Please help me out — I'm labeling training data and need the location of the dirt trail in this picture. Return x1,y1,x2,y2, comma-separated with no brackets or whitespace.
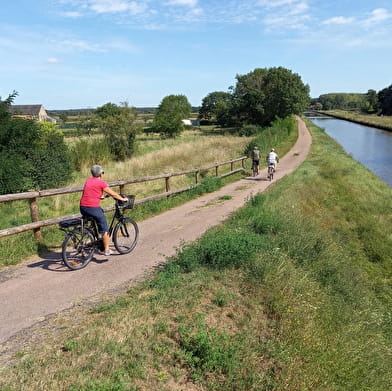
0,117,311,353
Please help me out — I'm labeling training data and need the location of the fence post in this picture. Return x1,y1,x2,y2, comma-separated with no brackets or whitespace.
29,196,42,241
230,161,234,172
195,170,200,184
215,164,219,177
119,184,125,194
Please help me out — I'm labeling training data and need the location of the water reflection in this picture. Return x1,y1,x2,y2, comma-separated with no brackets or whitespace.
309,117,392,187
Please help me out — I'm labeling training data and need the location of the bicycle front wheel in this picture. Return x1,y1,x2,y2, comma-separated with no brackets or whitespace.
62,228,95,270
113,218,139,254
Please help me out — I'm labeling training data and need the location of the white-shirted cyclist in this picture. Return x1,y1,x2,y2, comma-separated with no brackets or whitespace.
266,148,279,172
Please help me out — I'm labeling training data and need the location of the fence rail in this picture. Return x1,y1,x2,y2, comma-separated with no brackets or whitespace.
0,156,247,240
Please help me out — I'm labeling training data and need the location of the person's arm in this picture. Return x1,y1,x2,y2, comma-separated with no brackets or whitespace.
103,186,128,202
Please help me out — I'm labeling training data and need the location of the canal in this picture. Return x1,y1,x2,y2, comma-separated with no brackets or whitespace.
308,116,392,187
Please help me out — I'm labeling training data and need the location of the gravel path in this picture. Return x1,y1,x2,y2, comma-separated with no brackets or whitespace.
0,116,311,358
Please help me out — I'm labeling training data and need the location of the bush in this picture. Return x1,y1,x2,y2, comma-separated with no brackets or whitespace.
174,228,262,272
0,119,72,194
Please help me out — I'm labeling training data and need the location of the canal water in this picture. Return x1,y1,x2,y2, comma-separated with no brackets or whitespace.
308,116,392,187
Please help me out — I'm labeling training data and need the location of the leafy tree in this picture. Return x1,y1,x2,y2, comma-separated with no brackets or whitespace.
98,102,140,160
199,91,233,122
364,89,379,113
318,93,365,110
231,67,310,127
95,102,122,119
378,85,392,115
77,114,97,136
0,90,18,122
152,94,192,137
30,122,72,189
0,92,72,194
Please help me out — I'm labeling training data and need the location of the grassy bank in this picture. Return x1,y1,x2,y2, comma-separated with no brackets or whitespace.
0,119,296,267
1,119,391,390
318,110,392,131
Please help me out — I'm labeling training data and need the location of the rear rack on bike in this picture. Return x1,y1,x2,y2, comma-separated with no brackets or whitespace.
59,218,82,229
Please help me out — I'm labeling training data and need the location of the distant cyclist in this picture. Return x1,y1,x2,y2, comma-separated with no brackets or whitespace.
251,146,261,174
266,148,279,172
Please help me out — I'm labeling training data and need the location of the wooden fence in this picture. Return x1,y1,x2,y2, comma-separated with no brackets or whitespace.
0,156,247,240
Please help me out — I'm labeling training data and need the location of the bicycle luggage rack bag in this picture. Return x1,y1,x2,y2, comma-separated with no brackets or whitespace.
59,218,81,229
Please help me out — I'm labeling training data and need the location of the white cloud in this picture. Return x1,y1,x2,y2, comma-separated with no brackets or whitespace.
47,57,61,63
165,0,198,6
62,11,82,18
257,0,299,7
364,8,391,25
322,16,354,25
88,0,147,14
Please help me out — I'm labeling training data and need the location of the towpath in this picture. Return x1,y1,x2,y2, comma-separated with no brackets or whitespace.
0,116,311,359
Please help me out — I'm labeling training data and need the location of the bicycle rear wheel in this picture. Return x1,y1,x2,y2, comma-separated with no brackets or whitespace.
62,228,95,270
113,218,139,254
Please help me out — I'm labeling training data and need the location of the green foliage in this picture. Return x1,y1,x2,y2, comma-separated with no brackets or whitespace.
97,102,141,161
30,122,72,189
95,102,122,119
317,93,366,110
0,90,18,122
171,227,262,272
364,89,379,113
198,91,233,123
243,117,296,157
199,67,309,128
0,98,72,194
232,67,310,127
178,319,238,378
378,84,392,115
70,138,111,171
151,94,192,137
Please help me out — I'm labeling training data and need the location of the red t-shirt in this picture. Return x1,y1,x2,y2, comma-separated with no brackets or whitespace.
80,177,108,207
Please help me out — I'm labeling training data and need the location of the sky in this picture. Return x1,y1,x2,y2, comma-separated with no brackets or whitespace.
0,0,391,109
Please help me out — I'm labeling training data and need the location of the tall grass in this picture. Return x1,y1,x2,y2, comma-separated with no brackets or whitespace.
1,119,391,389
0,130,252,267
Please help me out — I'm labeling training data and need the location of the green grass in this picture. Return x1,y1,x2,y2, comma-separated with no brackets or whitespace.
1,119,391,389
0,119,295,268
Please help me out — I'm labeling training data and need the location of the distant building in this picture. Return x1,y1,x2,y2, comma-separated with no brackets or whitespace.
182,119,200,126
9,105,57,123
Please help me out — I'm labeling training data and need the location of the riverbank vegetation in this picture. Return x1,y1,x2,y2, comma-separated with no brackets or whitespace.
1,120,391,390
317,109,392,131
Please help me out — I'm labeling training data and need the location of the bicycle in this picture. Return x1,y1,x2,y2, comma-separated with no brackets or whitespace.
59,195,139,270
267,162,275,181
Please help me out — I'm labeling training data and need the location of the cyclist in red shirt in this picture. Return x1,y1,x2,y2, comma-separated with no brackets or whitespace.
80,165,128,256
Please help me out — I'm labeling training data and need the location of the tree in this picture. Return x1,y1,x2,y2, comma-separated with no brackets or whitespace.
78,113,97,136
0,92,72,194
97,102,140,160
95,102,122,119
378,85,392,116
364,89,379,113
199,91,233,122
152,95,192,137
230,67,310,127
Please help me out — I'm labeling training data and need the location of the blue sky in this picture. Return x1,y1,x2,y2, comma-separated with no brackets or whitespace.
1,0,391,109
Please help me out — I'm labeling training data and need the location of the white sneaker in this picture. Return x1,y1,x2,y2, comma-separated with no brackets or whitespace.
104,249,112,256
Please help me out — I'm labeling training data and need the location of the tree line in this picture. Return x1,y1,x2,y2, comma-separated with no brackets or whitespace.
311,84,392,115
0,66,311,194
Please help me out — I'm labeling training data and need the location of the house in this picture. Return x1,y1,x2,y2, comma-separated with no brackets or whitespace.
182,119,200,126
9,105,57,123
